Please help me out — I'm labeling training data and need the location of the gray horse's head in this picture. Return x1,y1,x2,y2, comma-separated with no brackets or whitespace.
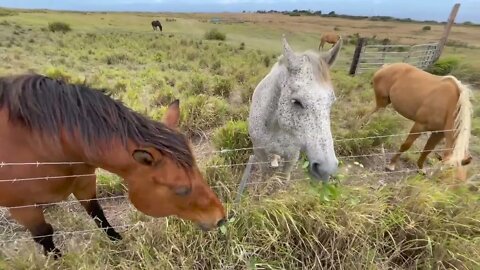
277,36,342,181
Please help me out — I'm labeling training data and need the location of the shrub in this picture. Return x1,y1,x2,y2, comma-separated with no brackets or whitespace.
104,53,131,65
422,25,431,31
211,76,234,98
180,95,229,136
204,29,226,41
426,56,460,76
44,67,84,84
48,22,72,33
212,120,252,164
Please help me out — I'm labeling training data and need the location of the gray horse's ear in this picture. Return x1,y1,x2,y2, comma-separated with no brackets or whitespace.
321,37,342,68
282,34,299,70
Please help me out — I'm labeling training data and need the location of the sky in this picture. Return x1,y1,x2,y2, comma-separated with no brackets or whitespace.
0,0,478,23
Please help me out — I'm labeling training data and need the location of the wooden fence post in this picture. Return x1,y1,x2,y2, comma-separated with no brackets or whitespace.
433,3,460,62
349,38,366,76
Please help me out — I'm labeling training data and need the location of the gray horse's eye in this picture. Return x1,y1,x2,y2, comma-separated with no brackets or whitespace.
291,99,304,109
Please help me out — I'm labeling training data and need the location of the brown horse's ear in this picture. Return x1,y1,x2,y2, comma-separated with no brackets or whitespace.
133,150,154,166
163,99,180,129
321,37,342,68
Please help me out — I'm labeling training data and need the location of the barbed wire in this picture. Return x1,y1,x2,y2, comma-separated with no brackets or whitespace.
0,224,138,244
0,128,463,167
0,165,461,213
0,174,95,183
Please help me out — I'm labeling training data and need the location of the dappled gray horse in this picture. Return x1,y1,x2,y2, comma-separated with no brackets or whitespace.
248,35,342,182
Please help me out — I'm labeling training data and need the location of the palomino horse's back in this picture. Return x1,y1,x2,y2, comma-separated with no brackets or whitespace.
366,63,473,179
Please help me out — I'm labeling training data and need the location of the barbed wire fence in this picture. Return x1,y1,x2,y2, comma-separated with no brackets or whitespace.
0,128,477,254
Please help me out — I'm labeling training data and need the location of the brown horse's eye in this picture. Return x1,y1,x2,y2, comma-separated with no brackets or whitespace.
174,186,191,197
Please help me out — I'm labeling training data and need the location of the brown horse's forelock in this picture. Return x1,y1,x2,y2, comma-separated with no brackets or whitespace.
0,74,194,168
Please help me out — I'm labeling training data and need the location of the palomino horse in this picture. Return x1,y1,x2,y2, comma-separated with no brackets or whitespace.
319,32,340,50
151,20,163,31
362,63,472,177
248,35,342,182
0,74,226,258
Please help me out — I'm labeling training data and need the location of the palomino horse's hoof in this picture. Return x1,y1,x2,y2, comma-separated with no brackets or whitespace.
385,164,396,172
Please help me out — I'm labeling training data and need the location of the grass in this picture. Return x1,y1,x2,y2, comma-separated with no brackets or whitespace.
0,9,479,269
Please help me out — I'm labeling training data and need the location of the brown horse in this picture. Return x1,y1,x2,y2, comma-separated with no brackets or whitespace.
319,32,340,50
0,74,226,258
151,20,162,31
362,63,473,178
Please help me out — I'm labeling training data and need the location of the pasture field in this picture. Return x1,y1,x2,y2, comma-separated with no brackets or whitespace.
0,8,479,269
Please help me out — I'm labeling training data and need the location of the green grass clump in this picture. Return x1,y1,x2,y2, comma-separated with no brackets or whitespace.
203,155,238,202
180,94,229,136
212,120,252,164
44,67,84,84
427,56,460,75
422,25,431,31
211,76,234,98
204,29,226,41
48,21,72,33
335,112,406,156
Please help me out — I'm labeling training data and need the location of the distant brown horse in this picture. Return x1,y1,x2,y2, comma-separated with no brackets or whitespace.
362,63,473,179
0,74,226,258
151,20,162,31
319,32,340,50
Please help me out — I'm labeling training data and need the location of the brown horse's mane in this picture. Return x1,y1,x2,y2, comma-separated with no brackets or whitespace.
0,73,193,168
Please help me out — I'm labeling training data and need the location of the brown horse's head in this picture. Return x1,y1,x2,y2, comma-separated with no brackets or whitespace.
124,101,226,230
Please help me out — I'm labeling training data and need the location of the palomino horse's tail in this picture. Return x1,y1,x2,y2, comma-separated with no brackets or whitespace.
442,75,473,167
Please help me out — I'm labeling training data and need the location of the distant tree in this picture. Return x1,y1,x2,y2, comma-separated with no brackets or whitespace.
328,11,336,16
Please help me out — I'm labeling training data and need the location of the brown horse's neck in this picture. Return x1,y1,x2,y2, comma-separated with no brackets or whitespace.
59,131,136,178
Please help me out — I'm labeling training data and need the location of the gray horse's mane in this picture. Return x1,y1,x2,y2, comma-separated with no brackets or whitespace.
277,50,331,83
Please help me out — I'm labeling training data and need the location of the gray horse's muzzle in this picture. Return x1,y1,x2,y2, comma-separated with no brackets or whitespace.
309,158,339,182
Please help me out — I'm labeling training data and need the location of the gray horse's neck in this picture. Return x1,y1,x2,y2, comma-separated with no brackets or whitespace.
252,65,285,129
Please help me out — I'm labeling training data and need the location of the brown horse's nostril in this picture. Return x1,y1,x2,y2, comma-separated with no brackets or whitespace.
216,218,227,227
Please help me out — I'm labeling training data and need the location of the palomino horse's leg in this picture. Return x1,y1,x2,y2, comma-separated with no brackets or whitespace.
73,176,122,241
9,207,61,259
386,123,425,171
416,132,444,174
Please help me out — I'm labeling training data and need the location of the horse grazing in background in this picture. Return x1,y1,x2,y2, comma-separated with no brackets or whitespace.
151,20,162,31
0,74,225,259
248,35,342,182
319,32,340,50
362,63,473,179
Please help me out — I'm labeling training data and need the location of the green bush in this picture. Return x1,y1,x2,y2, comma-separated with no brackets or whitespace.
212,120,252,164
204,29,226,41
48,22,72,33
211,76,234,98
0,8,18,17
180,94,229,136
427,57,460,75
104,53,131,65
44,67,84,84
422,25,431,31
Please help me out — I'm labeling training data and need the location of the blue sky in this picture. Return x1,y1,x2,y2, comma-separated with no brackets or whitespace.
0,0,478,23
